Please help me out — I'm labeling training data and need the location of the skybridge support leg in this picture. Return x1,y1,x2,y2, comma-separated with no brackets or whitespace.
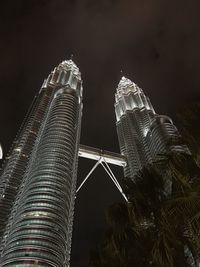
76,149,128,202
76,158,101,193
100,160,128,202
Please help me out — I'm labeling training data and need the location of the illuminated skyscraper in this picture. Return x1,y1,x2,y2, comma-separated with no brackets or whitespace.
115,76,190,179
0,60,82,266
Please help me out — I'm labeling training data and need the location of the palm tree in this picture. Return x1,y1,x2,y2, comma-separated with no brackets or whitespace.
89,202,154,267
89,152,200,267
90,103,200,267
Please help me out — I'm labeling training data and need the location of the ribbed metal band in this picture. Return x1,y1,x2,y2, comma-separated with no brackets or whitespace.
0,88,53,242
116,109,153,177
0,89,81,266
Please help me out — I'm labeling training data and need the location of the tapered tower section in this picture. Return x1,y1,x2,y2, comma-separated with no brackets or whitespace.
115,76,189,179
0,60,82,266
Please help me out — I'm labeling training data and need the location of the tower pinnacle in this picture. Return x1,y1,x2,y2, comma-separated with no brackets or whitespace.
58,59,80,77
116,76,141,98
118,76,136,88
41,59,82,98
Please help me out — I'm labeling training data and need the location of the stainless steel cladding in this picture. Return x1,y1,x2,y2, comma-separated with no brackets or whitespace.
0,60,82,267
0,87,53,243
115,76,190,179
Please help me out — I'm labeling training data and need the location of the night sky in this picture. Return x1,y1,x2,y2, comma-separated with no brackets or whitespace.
0,0,200,266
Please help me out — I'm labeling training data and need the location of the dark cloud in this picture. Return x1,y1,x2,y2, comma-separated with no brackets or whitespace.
0,0,200,266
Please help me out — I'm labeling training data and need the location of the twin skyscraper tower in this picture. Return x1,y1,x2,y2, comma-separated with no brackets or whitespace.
0,60,188,266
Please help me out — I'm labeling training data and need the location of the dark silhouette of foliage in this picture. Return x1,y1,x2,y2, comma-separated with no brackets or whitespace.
89,152,200,267
177,102,200,167
89,103,200,266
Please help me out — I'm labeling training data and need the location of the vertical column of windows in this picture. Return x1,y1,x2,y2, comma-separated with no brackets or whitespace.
0,88,53,243
0,89,81,267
